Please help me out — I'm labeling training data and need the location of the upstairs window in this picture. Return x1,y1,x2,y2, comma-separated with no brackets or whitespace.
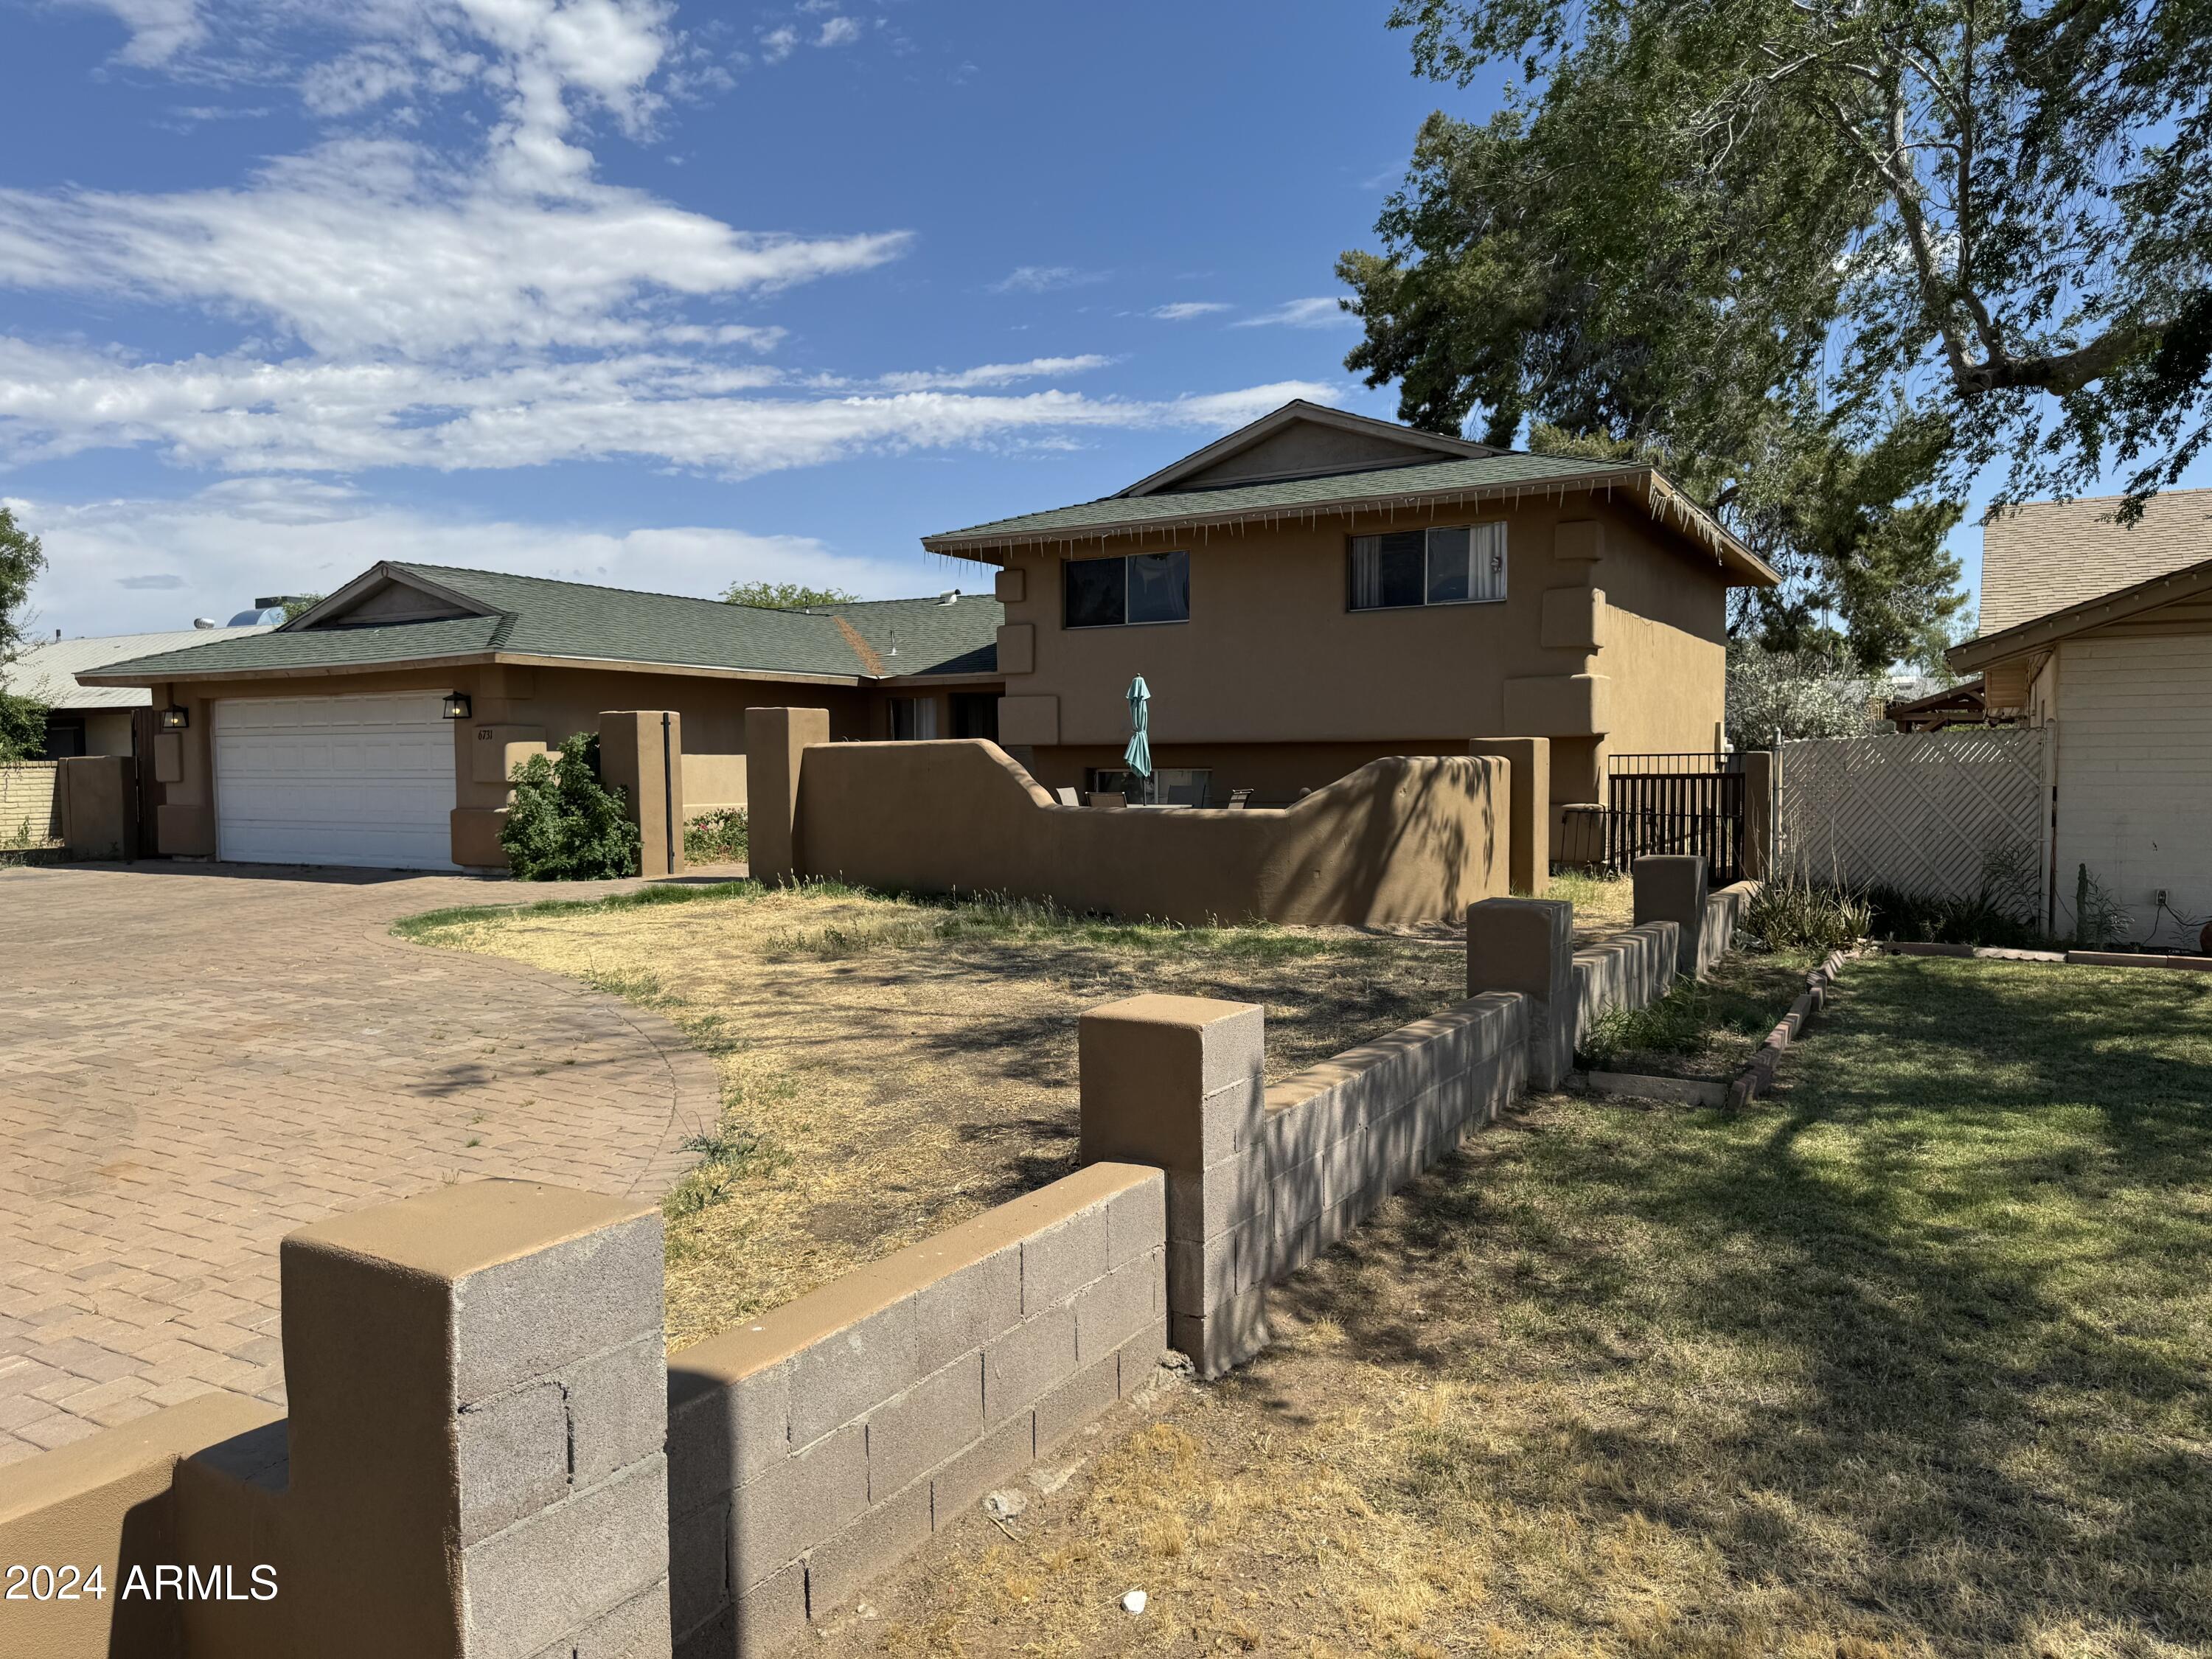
1063,551,1190,628
1349,524,1506,611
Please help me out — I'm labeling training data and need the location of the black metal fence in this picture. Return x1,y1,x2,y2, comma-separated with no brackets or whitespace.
1604,752,1747,883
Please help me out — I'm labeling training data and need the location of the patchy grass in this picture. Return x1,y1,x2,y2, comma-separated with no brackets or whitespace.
400,880,1486,1349
817,954,2212,1658
1577,947,1820,1078
1545,866,1634,942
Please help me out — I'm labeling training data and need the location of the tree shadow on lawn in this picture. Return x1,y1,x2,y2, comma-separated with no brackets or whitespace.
1275,956,2212,1652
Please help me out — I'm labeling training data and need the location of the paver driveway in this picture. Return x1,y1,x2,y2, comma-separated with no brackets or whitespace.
0,861,720,1466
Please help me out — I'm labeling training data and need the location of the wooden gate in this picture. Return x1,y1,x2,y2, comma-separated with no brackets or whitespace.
1604,753,1747,883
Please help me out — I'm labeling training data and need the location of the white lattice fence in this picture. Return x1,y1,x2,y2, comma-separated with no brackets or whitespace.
1777,728,2051,905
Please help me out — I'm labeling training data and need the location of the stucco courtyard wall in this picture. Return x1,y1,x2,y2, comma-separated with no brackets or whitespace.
778,731,1508,927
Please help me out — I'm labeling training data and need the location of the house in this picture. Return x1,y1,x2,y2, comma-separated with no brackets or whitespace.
1949,487,2212,942
1884,677,1990,732
1,625,274,758
77,563,1001,871
921,400,1779,823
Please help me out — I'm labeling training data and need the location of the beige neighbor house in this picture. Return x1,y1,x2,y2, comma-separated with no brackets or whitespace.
922,401,1778,827
1,625,273,757
77,563,1001,872
1950,487,2212,945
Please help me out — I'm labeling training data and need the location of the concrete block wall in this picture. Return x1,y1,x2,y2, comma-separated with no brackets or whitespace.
0,760,60,842
664,1162,1166,1658
1078,992,1527,1376
1570,922,1681,1047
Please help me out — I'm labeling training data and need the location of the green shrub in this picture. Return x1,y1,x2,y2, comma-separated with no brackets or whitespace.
684,806,748,864
0,692,46,762
499,733,641,881
1745,877,1871,953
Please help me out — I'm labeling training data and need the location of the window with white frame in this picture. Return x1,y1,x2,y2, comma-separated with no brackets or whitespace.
1348,524,1507,611
1062,550,1190,628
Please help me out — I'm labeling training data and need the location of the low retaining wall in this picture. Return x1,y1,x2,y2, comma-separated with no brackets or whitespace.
749,711,1509,927
1,759,60,843
1077,992,1527,1374
664,1163,1166,1656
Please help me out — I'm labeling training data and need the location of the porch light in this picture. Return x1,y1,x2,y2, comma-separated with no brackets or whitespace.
442,692,473,720
156,706,189,731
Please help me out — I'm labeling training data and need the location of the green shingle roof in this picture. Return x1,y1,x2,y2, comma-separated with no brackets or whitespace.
79,562,1003,685
922,454,1645,548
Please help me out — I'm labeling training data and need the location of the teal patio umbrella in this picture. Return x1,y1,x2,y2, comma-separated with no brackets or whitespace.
1124,675,1152,802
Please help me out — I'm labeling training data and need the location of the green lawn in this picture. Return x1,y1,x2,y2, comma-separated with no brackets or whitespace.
832,953,2212,1658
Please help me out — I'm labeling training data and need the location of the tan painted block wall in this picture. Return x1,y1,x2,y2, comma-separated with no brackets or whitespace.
0,761,60,842
792,738,1509,926
684,752,748,811
665,1161,1167,1653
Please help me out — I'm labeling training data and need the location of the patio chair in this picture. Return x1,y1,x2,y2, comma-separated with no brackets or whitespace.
1054,787,1079,805
1225,789,1253,810
1089,793,1127,810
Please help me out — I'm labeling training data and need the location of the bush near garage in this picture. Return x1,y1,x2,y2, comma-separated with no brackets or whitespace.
500,732,641,880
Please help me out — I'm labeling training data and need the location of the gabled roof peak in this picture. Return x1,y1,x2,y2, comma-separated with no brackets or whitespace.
1116,399,1503,498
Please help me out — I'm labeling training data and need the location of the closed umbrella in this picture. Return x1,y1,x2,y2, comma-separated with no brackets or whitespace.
1124,675,1152,803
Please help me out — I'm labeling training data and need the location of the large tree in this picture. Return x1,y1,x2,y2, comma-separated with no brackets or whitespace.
0,505,47,762
1343,0,2212,658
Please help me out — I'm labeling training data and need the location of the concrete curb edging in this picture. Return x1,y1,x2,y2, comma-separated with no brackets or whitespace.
1570,1071,1729,1107
1728,946,1850,1109
1880,939,2212,973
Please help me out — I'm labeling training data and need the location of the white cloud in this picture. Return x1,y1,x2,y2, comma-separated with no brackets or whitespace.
14,481,940,636
1232,297,1356,330
0,337,1334,478
815,16,860,47
70,0,206,66
759,24,799,62
1149,302,1231,321
988,265,1110,295
873,355,1113,392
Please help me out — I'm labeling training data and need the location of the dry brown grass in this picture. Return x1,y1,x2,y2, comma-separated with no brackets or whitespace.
810,956,2212,1658
405,882,1489,1349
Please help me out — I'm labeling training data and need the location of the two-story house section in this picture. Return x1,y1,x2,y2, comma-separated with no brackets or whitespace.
920,400,1778,826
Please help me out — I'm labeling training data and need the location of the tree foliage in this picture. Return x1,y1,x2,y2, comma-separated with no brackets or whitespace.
280,594,324,622
0,694,46,763
1359,0,2212,524
499,733,641,881
1725,637,1883,751
1,503,44,666
722,581,860,611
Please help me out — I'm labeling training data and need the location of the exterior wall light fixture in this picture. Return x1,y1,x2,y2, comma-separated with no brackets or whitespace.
442,692,473,721
156,706,189,731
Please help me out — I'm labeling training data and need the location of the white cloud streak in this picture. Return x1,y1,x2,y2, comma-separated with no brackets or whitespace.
1149,302,1231,321
988,265,1111,295
1232,297,1357,329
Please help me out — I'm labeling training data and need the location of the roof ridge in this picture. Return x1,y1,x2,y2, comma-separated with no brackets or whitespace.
395,560,827,617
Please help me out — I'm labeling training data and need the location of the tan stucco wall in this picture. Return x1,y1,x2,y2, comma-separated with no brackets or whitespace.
84,709,137,757
989,490,1729,810
792,738,1508,925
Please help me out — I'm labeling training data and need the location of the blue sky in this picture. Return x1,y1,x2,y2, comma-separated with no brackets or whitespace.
0,0,2167,640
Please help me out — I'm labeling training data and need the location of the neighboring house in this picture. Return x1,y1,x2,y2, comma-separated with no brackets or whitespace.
921,400,1779,820
78,563,1001,871
1,626,274,758
1885,678,1990,732
1950,487,2212,942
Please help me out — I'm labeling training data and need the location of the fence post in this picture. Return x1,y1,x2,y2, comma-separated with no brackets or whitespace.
1078,995,1266,1377
744,707,830,885
1632,854,1710,979
1741,751,1774,880
175,1180,672,1659
1466,897,1575,1088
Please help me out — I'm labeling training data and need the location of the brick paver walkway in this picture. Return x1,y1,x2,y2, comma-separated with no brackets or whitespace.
0,862,721,1466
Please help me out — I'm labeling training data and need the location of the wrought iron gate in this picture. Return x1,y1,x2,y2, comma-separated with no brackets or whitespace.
1604,752,1747,883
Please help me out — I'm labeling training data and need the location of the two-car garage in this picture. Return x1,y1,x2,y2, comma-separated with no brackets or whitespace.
212,692,459,870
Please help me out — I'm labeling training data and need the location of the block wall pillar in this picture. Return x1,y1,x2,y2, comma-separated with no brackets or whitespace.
602,710,686,880
1466,897,1575,1088
1633,855,1710,980
743,706,830,885
1469,737,1551,896
178,1180,672,1659
1077,995,1265,1377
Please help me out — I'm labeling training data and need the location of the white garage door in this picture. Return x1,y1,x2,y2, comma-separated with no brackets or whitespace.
215,692,458,870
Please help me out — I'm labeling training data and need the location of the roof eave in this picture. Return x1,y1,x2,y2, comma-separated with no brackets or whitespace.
1948,554,2212,672
925,465,1778,586
75,649,867,689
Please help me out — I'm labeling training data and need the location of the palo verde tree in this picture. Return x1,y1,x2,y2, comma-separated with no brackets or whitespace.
1345,0,2212,661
